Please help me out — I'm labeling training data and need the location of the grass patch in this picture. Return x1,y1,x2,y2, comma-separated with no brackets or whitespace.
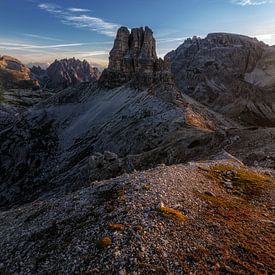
199,193,234,208
157,206,188,222
205,164,274,198
108,223,124,231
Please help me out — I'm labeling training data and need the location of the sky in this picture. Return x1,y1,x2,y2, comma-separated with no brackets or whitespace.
0,0,275,67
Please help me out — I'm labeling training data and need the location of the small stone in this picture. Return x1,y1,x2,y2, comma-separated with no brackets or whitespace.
158,201,165,208
114,250,121,257
119,268,127,275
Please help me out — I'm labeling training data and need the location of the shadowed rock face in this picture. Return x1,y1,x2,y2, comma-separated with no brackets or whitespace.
100,26,172,88
166,33,275,126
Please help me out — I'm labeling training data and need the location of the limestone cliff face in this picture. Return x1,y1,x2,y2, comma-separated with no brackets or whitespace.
100,26,172,88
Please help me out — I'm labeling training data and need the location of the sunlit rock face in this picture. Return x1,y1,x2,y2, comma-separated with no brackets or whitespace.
0,55,39,89
99,26,172,89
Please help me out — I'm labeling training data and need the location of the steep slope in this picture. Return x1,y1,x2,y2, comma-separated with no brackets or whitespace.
166,33,275,126
0,81,237,209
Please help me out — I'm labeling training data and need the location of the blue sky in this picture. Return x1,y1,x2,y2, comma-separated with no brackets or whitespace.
0,0,274,66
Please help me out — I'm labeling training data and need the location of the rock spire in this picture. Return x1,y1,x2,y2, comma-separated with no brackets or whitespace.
99,26,172,88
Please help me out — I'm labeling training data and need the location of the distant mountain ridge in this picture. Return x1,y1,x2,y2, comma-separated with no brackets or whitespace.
31,58,101,89
27,62,50,70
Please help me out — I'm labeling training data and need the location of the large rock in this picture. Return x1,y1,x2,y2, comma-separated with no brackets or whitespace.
99,26,172,88
166,33,275,126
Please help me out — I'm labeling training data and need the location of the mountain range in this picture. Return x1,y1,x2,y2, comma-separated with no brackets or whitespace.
0,27,274,274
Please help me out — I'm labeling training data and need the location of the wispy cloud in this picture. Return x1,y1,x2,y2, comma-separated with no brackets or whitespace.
63,15,120,37
22,33,63,42
38,3,62,13
0,42,86,51
68,8,91,12
38,2,120,37
232,0,273,5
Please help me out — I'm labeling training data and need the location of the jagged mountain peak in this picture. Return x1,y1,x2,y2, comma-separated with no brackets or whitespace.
31,57,101,89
